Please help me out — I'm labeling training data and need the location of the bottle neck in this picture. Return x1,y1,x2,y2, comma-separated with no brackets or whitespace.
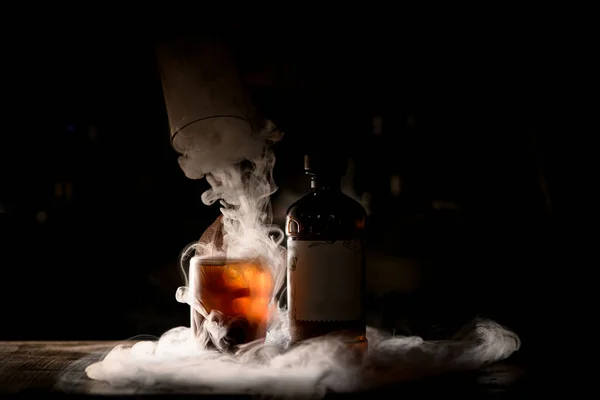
310,174,342,192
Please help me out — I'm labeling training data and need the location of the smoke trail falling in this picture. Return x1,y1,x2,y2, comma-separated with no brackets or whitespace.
184,120,286,279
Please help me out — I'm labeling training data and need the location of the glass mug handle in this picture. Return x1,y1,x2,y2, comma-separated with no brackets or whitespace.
177,241,197,287
174,242,209,319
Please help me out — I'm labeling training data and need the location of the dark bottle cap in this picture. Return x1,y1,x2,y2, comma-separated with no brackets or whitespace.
304,151,346,177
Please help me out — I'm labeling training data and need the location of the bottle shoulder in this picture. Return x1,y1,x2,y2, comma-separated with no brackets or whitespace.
286,190,367,219
285,190,367,239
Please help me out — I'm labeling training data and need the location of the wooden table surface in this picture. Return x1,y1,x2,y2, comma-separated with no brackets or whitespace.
0,341,528,398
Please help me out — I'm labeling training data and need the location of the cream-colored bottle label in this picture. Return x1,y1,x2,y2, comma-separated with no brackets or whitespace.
287,239,363,321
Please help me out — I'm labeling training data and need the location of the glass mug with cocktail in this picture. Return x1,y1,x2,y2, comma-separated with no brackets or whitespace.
177,216,281,350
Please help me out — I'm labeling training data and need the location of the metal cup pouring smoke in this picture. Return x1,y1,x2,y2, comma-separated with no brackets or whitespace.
156,34,278,180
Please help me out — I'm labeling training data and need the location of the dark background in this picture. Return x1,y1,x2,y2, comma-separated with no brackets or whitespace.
0,17,562,371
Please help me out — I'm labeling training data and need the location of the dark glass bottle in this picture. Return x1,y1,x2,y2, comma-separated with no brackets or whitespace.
285,154,368,346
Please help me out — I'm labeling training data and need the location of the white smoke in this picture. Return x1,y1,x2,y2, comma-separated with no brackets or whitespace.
195,120,285,266
85,317,519,397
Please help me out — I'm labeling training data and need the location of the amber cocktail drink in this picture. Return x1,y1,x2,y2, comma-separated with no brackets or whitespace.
189,257,274,346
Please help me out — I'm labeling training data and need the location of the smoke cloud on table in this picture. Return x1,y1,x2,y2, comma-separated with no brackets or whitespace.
85,318,520,397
